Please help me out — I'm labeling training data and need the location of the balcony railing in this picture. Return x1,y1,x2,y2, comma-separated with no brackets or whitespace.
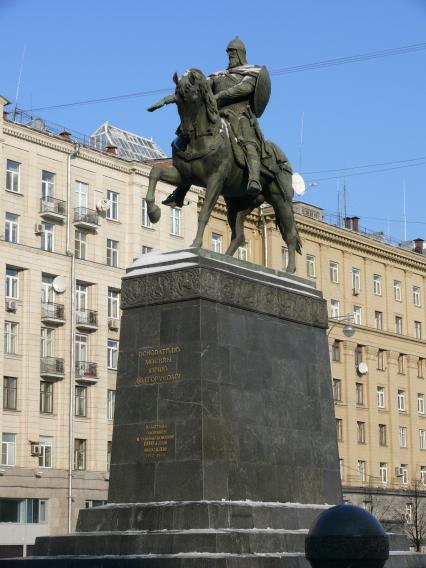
40,197,66,218
76,309,98,329
41,302,65,323
75,361,98,381
41,356,65,378
74,207,99,227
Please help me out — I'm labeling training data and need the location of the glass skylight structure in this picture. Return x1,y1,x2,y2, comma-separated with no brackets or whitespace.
90,122,167,161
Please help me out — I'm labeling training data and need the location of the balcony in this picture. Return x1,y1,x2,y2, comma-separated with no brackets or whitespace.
40,356,65,379
76,309,98,331
75,361,98,383
74,207,99,229
40,197,66,221
41,302,65,325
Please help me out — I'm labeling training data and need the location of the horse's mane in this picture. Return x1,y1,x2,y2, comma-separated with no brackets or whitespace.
180,68,218,125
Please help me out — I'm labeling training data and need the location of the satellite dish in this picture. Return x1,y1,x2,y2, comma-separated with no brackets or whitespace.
292,172,306,196
357,362,369,375
96,198,111,212
52,276,67,294
31,117,47,131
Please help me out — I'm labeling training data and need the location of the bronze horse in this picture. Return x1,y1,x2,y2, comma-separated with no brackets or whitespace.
146,68,301,273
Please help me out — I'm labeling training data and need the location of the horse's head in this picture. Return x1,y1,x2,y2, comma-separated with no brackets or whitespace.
173,68,218,138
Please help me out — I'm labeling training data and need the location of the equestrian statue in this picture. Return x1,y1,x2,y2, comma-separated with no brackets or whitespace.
146,37,302,273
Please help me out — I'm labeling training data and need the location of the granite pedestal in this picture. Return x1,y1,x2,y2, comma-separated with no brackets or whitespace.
5,250,423,566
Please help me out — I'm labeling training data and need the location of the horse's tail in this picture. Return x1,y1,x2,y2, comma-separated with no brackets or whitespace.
296,231,302,255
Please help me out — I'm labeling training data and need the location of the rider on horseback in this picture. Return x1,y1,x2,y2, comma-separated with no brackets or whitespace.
149,37,272,207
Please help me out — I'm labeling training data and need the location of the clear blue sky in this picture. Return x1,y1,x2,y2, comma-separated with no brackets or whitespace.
1,0,425,242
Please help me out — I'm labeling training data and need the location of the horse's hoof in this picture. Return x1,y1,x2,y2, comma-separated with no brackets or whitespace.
148,204,161,223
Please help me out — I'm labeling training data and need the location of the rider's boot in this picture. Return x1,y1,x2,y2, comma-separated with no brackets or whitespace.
162,186,188,208
244,143,262,198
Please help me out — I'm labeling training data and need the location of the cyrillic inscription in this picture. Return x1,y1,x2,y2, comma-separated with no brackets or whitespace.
137,422,175,460
136,345,182,385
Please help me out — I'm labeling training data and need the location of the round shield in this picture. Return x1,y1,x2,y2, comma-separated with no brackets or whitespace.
252,66,271,118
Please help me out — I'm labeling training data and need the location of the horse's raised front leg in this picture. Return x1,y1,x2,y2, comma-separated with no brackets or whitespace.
146,166,183,223
191,175,222,248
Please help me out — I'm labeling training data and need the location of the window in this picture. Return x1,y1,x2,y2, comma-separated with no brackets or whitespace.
41,222,54,252
336,418,343,441
41,274,55,304
357,421,366,444
401,464,408,485
75,230,87,260
353,305,362,325
108,288,120,319
339,459,344,480
306,254,316,277
329,261,339,283
74,439,86,470
398,390,406,411
5,267,19,299
6,160,20,193
379,424,387,446
75,283,87,312
75,334,88,363
282,247,289,270
419,359,425,379
0,498,47,523
106,191,118,220
358,460,366,482
142,245,153,254
40,327,54,358
5,212,19,243
1,433,16,465
106,239,118,267
211,233,222,253
395,316,403,335
107,339,119,369
332,340,341,362
413,286,421,307
400,426,407,448
398,354,405,374
4,321,18,354
418,394,425,415
405,503,413,524
170,207,181,236
415,321,422,339
75,386,87,417
352,268,361,293
40,381,53,414
107,389,116,421
141,198,152,228
75,181,88,208
356,383,364,405
373,274,382,296
3,377,17,410
377,387,385,409
330,299,340,319
394,280,402,301
374,311,383,330
420,430,426,450
333,379,342,401
38,436,52,468
380,462,388,484
355,345,363,367
237,246,248,261
377,350,385,371
41,170,54,198
421,466,426,486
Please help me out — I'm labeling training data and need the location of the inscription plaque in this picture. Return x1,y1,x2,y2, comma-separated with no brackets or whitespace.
136,345,182,385
137,422,175,460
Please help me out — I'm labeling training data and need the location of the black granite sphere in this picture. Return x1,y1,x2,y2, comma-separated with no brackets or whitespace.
305,504,389,568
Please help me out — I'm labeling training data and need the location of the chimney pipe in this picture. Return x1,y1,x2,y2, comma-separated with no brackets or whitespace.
414,238,424,254
105,145,118,156
59,130,71,140
344,217,351,229
352,216,360,232
3,111,8,120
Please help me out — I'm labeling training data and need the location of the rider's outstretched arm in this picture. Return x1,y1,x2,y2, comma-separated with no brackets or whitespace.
147,94,176,112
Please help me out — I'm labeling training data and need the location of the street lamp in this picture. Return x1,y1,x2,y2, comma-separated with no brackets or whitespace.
327,314,356,338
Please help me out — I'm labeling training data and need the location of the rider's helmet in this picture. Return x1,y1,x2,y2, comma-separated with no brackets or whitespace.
226,36,247,66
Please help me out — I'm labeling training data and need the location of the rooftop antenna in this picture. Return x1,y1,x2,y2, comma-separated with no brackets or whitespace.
343,177,347,222
298,111,304,172
13,45,27,120
403,179,407,241
337,180,341,227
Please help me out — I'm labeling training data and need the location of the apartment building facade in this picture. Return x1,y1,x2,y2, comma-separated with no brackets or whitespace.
0,96,200,552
